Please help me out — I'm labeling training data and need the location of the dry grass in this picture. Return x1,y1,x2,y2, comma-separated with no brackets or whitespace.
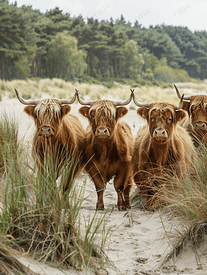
0,238,37,275
173,81,207,92
0,112,110,274
130,141,207,267
1,78,206,104
158,144,207,266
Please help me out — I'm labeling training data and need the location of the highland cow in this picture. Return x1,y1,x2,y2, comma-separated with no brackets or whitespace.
15,89,86,190
77,90,134,210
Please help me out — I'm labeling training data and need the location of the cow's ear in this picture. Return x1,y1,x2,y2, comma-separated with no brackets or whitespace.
79,106,90,118
176,109,187,122
116,107,128,119
137,107,149,119
61,105,71,118
24,106,35,118
182,101,190,113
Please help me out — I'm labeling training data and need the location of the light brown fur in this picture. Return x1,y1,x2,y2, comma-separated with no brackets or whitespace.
79,99,134,210
179,95,207,146
133,102,195,203
25,98,86,190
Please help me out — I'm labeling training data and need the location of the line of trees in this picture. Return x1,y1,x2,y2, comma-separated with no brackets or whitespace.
1,0,207,84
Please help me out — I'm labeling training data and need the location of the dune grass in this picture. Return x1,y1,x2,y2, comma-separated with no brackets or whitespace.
159,144,207,266
130,138,207,267
0,237,37,275
1,78,206,105
0,112,110,273
0,113,20,172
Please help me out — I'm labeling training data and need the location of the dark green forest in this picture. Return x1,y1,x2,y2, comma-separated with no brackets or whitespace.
1,0,207,86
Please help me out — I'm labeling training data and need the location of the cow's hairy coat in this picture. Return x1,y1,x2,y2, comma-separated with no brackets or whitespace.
133,102,195,204
179,95,207,146
79,99,134,210
25,98,86,189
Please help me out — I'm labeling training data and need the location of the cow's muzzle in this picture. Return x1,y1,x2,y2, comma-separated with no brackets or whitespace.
95,126,110,139
194,122,207,131
153,129,168,141
38,125,55,138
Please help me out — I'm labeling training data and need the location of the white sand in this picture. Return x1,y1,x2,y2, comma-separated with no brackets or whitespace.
1,96,207,275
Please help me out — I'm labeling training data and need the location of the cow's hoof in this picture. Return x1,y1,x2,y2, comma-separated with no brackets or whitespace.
117,205,122,211
121,206,131,211
96,205,104,211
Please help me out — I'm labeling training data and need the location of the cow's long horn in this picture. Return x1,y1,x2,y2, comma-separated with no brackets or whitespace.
60,90,77,104
114,89,133,106
173,84,191,100
132,89,150,108
76,89,93,106
15,89,39,105
175,94,184,110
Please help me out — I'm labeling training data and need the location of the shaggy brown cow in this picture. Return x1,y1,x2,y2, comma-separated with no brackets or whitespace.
132,89,194,203
15,89,86,189
174,84,207,146
77,90,134,210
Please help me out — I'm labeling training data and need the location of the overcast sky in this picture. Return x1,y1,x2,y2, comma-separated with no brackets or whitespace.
15,0,207,32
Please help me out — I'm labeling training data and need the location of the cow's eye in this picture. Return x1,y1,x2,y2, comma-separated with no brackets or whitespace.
168,117,173,123
190,106,195,113
90,111,95,119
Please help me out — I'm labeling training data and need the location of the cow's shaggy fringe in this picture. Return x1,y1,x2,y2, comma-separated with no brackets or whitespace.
0,113,110,274
158,144,207,268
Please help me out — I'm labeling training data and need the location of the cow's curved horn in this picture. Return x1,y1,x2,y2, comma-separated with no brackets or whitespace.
114,89,133,106
15,89,39,105
76,88,133,106
175,94,184,110
132,89,150,108
173,84,191,100
76,89,93,106
60,90,77,104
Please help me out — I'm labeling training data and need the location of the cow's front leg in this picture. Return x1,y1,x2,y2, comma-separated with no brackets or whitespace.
86,162,106,210
123,177,133,210
114,184,124,211
95,185,105,210
114,164,132,210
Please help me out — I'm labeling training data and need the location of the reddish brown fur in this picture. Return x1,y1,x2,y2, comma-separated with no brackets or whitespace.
79,99,134,210
24,98,86,189
179,95,207,146
133,102,194,202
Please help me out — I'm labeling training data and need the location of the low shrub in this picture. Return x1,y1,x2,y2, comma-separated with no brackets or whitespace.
154,65,191,83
